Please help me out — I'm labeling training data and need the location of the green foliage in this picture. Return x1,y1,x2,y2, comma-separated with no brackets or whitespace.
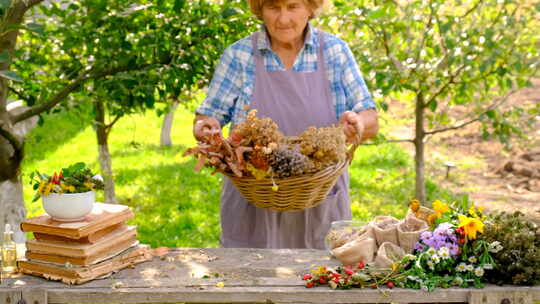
315,0,540,200
320,0,539,140
11,0,258,122
481,211,540,286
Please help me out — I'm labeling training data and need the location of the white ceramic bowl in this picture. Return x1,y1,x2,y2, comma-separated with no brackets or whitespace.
42,191,95,221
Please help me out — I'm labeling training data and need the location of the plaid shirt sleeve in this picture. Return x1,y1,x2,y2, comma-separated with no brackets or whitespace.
339,41,376,113
195,45,244,126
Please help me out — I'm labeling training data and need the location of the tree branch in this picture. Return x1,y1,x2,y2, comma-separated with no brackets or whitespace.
423,64,467,108
8,86,32,104
12,69,88,123
360,11,405,74
459,0,485,19
413,1,436,74
105,114,122,134
0,123,23,151
424,90,517,136
12,63,154,124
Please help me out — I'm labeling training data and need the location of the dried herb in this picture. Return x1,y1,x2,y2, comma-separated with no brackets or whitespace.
480,211,540,286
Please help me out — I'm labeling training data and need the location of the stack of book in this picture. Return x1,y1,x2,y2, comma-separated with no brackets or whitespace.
19,203,152,284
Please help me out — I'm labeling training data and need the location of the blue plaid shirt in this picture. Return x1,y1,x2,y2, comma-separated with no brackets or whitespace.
196,24,376,126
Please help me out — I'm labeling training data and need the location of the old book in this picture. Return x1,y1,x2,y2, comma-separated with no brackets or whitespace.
26,225,137,258
18,244,152,285
26,239,139,267
20,203,134,239
33,223,124,244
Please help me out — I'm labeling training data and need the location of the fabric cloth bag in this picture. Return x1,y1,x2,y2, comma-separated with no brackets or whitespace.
331,234,377,265
397,216,429,253
370,216,399,246
325,221,372,250
374,241,406,269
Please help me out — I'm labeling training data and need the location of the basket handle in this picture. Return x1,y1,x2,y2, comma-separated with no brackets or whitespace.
347,142,359,163
346,121,363,162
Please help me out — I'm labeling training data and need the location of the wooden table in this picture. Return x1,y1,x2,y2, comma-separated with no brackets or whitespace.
1,248,539,304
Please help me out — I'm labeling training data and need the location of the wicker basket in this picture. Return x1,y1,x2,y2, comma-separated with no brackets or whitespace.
224,141,358,212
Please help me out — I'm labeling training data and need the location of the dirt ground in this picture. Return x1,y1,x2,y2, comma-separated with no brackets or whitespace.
387,79,540,225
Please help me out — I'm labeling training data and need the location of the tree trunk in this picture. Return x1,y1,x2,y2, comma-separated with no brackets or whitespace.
0,104,38,242
95,100,116,204
0,179,26,242
160,99,179,147
414,92,426,203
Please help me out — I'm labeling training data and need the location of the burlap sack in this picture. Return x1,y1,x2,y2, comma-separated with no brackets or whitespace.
325,223,373,250
397,216,429,254
407,206,435,222
374,241,406,269
370,216,399,246
331,237,377,266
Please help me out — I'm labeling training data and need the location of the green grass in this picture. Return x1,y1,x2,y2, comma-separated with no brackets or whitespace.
21,103,457,248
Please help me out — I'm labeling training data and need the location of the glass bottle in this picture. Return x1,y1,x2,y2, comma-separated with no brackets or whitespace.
2,224,17,273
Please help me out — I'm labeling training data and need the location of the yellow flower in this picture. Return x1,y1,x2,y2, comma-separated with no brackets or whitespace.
68,185,76,193
84,182,94,190
310,266,327,275
477,206,485,213
216,282,225,288
246,163,267,180
409,199,420,212
44,183,54,196
433,200,450,215
458,215,484,240
468,205,478,218
37,181,46,195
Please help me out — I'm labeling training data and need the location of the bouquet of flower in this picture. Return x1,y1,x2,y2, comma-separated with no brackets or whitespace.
395,198,501,290
30,162,104,202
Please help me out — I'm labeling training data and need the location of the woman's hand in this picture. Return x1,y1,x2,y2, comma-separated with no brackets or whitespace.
339,111,365,145
193,115,221,143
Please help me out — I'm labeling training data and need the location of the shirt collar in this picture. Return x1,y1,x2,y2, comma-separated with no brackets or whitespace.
256,23,317,52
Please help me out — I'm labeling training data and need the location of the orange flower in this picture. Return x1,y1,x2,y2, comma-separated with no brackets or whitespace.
427,213,438,225
409,199,420,212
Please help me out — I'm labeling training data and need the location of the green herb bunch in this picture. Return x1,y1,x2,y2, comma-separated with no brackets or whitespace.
480,211,540,285
30,162,104,202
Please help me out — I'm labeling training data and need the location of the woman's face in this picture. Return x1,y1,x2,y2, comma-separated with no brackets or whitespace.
261,0,312,46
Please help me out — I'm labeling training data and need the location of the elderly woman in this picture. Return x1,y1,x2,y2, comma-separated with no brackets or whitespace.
192,0,379,249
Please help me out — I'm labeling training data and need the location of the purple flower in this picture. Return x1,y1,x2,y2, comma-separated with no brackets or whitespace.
434,223,453,236
420,231,432,240
414,242,426,252
424,238,436,248
448,244,459,256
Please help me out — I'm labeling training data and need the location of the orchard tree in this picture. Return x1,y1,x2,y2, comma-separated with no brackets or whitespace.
323,0,540,202
1,0,256,238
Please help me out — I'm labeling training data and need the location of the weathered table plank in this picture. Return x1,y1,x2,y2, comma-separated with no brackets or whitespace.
1,248,539,304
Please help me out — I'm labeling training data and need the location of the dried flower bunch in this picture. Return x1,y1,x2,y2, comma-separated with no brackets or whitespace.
299,126,347,171
480,211,540,286
303,262,406,290
184,110,348,182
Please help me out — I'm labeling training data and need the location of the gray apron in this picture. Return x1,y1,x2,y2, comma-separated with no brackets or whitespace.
220,30,351,249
